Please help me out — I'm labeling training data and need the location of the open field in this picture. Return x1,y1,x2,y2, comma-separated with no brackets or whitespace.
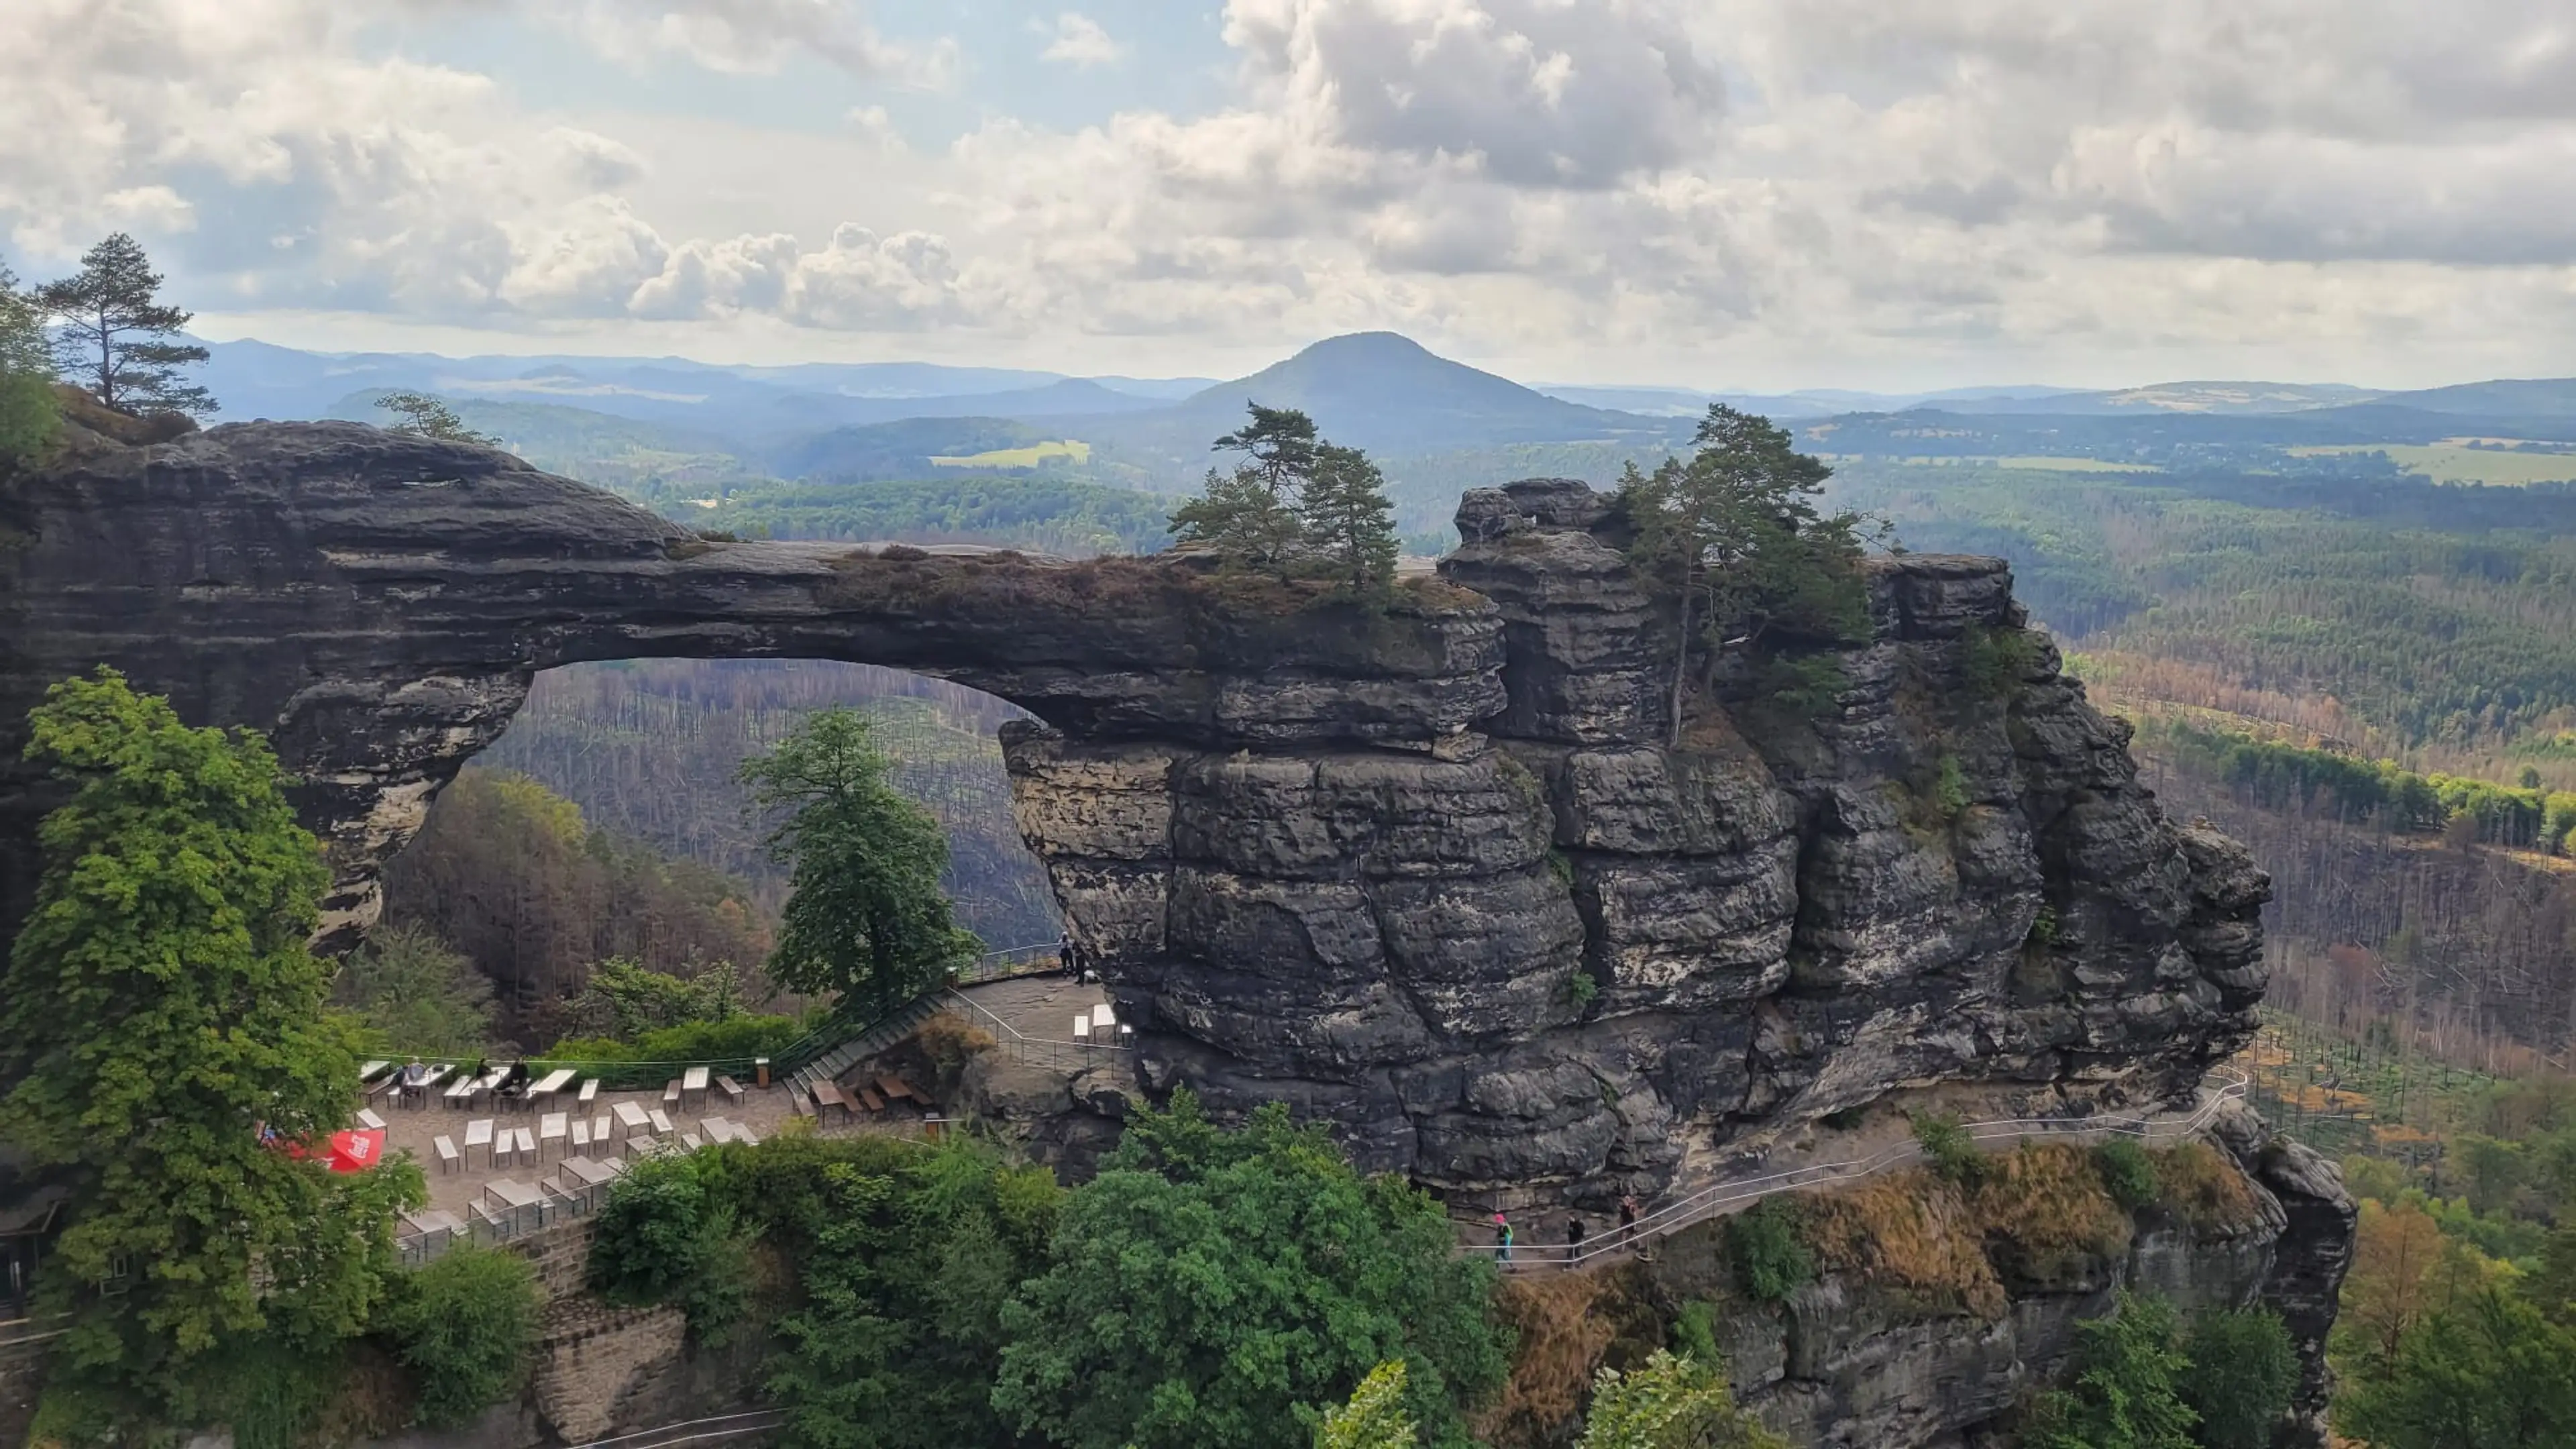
2289,442,2576,486
929,439,1092,468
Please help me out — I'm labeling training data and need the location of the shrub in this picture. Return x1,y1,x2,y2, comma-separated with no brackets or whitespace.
1962,623,2043,698
1933,753,1971,820
2180,1307,2299,1449
1801,1171,2006,1320
1725,1199,1815,1303
2023,1293,2196,1449
382,1245,541,1429
588,1150,751,1342
1474,1273,1619,1447
1912,1112,1985,1187
916,1012,997,1095
1318,1360,1419,1449
1575,1349,1787,1449
1670,1300,1723,1363
2094,1140,2159,1210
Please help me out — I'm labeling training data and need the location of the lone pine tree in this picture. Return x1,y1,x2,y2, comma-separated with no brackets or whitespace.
37,233,215,419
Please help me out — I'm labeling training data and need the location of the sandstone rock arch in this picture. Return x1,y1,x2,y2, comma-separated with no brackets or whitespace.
0,422,2267,1204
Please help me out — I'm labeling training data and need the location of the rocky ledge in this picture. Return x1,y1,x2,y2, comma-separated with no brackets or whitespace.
4,427,2267,1214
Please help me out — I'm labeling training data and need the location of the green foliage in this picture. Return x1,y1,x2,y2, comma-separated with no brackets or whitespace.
1564,970,1601,1010
2336,1287,2576,1449
2022,1293,2198,1449
0,264,61,470
34,231,215,417
376,390,498,444
740,707,979,1015
383,1245,541,1429
1668,1301,1723,1364
1960,623,2042,698
333,921,494,1057
574,955,739,1038
2027,904,2061,947
692,475,1181,556
992,1091,1511,1449
1318,1360,1420,1449
2179,1307,2299,1449
2140,718,2576,855
0,668,423,1434
1725,1199,1815,1304
751,1134,1062,1449
2093,1139,2159,1211
545,1012,808,1067
1302,442,1401,597
1620,405,1872,745
1911,1112,1985,1187
588,1150,751,1342
1753,654,1847,719
1171,464,1305,573
1931,753,1971,821
1574,1348,1786,1449
1215,401,1323,492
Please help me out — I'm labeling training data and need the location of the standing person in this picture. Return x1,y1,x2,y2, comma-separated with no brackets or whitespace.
1618,1194,1641,1246
1566,1215,1587,1260
1493,1210,1513,1267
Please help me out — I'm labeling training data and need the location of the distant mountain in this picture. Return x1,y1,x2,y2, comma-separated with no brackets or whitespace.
2369,378,2576,417
769,417,1061,482
1083,333,1675,468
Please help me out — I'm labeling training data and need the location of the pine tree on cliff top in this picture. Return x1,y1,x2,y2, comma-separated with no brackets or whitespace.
1301,441,1400,598
36,233,215,418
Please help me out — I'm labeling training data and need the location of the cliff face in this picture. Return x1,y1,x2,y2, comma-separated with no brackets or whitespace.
4,427,2264,1211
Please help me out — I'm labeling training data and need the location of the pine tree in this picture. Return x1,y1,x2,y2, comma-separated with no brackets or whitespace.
738,707,979,1016
1212,401,1319,496
36,233,215,418
1,668,421,1436
376,390,498,445
1301,442,1399,598
1169,465,1304,574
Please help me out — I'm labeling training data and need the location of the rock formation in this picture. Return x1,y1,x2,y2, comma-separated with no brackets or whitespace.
3,423,2270,1209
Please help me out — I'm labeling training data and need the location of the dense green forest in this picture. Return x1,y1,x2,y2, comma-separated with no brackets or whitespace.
686,476,1177,555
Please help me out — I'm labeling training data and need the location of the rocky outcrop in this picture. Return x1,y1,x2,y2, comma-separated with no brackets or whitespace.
3,431,2267,1213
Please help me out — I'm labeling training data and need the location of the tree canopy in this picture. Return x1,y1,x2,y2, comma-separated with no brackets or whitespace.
1171,402,1401,596
34,233,215,418
376,390,498,445
1,668,419,1436
991,1091,1510,1449
0,264,62,469
1619,405,1872,743
739,707,978,1015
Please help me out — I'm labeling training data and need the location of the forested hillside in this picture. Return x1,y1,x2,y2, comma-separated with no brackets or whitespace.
474,659,1059,953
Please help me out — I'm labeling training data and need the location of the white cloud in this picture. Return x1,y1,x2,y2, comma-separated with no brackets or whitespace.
10,0,2576,384
1038,12,1126,68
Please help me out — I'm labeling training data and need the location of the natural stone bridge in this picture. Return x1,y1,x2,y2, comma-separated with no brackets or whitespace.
0,420,2270,1208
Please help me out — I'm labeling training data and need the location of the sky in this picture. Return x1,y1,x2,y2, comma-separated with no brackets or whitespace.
5,0,2575,391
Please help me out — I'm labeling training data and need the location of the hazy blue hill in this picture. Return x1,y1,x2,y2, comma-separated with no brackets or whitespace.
1081,332,1680,476
2370,378,2576,418
1801,403,2576,460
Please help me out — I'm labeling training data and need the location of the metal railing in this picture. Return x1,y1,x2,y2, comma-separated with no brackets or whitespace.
953,942,1063,986
560,1409,785,1449
0,1311,68,1348
1470,1068,2253,1273
942,989,1132,1074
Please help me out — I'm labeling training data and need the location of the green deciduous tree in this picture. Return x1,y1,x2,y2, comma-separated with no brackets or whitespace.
991,1092,1510,1449
2022,1293,2198,1449
739,707,977,1016
1318,1361,1420,1449
587,1148,752,1342
1619,405,1872,745
376,390,498,445
1,668,421,1434
2336,1288,2576,1449
0,264,62,469
2179,1307,2299,1449
36,233,215,417
331,921,495,1057
1574,1350,1785,1449
383,1245,542,1429
1302,442,1401,597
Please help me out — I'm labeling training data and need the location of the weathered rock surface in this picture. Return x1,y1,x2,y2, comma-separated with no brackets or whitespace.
5,431,2269,1214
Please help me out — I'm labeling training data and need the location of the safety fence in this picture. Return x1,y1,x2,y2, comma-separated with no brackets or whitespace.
0,1312,65,1349
941,989,1132,1074
1468,1068,2253,1273
560,1409,786,1449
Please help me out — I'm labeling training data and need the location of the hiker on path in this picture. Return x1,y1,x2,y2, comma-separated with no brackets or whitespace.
1493,1211,1513,1267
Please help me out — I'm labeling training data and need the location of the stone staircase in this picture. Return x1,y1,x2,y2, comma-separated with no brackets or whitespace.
783,996,943,1101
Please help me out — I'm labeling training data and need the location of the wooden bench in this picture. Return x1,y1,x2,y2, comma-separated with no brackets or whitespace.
663,1079,683,1110
715,1075,746,1107
577,1078,599,1106
433,1135,461,1175
857,1086,885,1113
791,1091,814,1119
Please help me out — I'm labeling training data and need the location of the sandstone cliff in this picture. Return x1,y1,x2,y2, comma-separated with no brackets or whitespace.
1,427,2269,1208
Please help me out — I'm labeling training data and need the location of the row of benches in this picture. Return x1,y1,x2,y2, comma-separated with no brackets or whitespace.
790,1071,926,1125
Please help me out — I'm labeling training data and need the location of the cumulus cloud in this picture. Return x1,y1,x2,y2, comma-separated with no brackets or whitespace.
1038,13,1126,68
8,0,2576,379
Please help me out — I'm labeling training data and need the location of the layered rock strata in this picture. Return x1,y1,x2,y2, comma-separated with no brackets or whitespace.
1,426,2267,1210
